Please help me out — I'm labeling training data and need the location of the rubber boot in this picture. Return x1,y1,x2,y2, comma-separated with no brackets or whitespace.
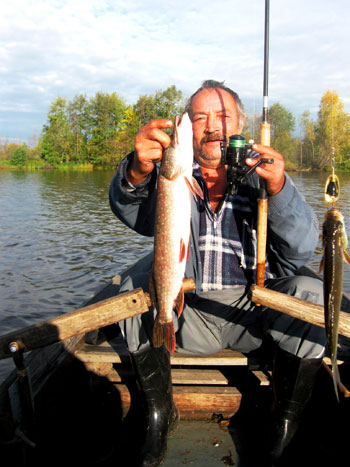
130,345,179,467
268,348,322,463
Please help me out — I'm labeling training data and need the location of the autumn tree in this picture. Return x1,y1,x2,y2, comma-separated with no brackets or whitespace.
113,108,141,164
316,90,350,168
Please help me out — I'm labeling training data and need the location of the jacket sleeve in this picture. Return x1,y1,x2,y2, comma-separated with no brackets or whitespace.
266,173,319,275
109,152,158,237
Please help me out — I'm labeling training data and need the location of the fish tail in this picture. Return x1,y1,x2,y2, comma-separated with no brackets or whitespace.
332,358,342,402
153,314,176,353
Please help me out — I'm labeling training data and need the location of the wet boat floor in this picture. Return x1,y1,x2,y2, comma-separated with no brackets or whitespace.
113,363,350,467
165,420,238,466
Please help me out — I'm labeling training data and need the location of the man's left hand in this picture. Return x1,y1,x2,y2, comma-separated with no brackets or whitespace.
246,144,285,196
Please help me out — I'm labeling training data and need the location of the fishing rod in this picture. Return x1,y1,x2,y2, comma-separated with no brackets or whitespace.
256,0,271,289
220,0,272,289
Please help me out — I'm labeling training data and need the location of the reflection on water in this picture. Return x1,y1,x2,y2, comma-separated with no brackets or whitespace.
1,169,350,382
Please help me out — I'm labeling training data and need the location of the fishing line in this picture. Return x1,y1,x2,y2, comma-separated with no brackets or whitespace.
324,11,339,208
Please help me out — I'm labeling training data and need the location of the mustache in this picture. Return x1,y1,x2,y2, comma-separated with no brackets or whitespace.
200,133,227,145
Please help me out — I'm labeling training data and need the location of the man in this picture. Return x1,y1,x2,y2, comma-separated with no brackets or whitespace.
109,80,326,466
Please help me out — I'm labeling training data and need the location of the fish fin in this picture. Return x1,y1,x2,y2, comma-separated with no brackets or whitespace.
319,254,324,273
184,176,204,201
149,273,157,308
332,358,342,403
179,238,187,263
175,286,185,317
153,315,176,353
343,249,350,265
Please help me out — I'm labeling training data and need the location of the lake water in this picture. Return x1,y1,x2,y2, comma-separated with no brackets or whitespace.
1,169,350,382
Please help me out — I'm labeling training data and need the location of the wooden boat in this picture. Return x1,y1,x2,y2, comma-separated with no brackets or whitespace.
1,255,350,466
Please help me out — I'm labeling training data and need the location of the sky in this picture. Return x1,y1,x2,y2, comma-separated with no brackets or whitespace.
1,0,349,144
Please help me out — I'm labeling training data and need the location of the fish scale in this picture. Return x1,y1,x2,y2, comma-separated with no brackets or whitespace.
149,113,203,353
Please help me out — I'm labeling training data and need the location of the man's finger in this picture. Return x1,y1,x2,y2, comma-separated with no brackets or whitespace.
147,119,173,130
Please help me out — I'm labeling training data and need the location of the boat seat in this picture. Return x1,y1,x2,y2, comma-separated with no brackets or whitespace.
74,336,271,420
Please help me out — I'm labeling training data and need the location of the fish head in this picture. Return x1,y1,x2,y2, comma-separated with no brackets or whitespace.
324,208,344,223
160,113,194,180
323,208,348,249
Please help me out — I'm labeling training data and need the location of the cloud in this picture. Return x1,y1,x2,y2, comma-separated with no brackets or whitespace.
0,0,349,142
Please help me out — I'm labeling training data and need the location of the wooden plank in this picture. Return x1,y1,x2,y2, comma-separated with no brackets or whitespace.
171,369,229,385
252,370,271,386
173,386,241,419
250,285,350,338
171,350,247,366
75,342,247,366
116,384,241,420
100,367,229,385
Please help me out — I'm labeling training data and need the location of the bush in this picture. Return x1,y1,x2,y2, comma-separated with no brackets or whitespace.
10,146,27,166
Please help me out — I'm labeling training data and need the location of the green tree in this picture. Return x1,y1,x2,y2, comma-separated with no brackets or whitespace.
40,97,73,164
299,110,316,168
269,103,296,161
67,94,89,163
153,85,184,120
133,85,184,126
133,94,156,127
242,112,261,143
87,92,127,165
10,145,27,166
36,86,187,168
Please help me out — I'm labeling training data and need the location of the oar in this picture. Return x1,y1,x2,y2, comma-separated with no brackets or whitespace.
0,277,196,360
250,284,350,338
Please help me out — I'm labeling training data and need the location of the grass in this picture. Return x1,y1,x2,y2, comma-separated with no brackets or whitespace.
0,160,115,171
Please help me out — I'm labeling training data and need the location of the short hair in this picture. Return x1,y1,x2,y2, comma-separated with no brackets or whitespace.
185,79,246,128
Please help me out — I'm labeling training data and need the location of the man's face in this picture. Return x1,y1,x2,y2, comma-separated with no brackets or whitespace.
190,88,244,169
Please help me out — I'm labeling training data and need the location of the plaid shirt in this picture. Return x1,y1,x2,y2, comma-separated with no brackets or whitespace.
193,163,274,292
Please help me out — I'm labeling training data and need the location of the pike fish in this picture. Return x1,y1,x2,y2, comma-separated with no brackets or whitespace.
320,207,350,400
149,113,203,353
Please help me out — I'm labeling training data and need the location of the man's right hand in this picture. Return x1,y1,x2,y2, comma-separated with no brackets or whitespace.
127,119,173,185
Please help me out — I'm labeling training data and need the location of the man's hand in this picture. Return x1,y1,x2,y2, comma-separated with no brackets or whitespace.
246,144,285,196
127,119,173,185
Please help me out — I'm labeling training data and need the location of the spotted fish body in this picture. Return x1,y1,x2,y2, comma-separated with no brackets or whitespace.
321,208,350,400
149,113,202,353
